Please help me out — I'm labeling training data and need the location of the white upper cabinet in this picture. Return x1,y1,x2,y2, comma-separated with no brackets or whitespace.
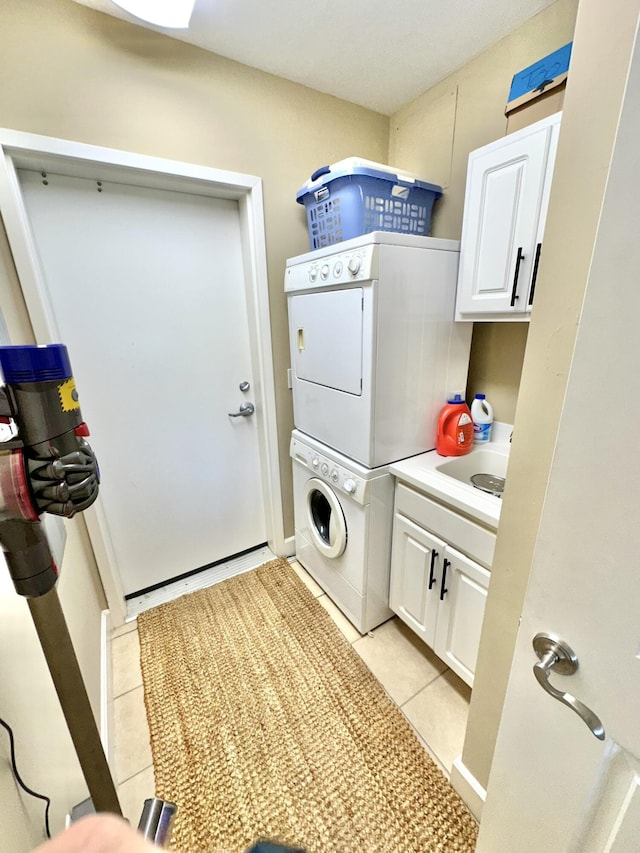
455,112,561,321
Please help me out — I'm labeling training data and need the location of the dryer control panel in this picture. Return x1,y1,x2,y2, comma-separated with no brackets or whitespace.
285,244,378,292
290,436,368,505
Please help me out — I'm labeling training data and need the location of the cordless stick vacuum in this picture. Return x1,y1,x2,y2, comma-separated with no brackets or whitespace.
0,344,177,846
0,344,299,849
0,343,123,819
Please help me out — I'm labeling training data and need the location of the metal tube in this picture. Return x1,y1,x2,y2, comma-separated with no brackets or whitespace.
137,797,177,846
27,586,122,815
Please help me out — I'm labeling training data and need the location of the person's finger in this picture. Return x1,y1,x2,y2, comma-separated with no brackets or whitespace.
32,813,158,853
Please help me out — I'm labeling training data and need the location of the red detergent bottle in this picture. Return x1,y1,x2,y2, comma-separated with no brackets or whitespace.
436,393,474,456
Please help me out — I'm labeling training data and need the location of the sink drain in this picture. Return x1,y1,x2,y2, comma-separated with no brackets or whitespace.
470,473,505,497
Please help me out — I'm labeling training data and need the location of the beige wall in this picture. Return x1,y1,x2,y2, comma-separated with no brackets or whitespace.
389,0,638,802
0,2,388,550
0,0,618,840
0,1,390,846
464,0,640,793
0,1,391,846
388,0,590,794
0,0,390,547
389,0,578,424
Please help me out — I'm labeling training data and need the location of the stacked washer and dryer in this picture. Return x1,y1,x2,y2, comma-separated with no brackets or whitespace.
285,231,471,633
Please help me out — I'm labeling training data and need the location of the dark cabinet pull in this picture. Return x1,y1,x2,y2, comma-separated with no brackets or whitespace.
440,558,450,601
528,242,542,306
510,247,525,306
428,549,438,590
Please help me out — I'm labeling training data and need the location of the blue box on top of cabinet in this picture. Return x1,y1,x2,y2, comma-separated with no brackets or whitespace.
506,42,572,113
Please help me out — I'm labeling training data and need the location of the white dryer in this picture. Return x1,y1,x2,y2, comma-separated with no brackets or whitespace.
285,231,472,467
290,430,394,633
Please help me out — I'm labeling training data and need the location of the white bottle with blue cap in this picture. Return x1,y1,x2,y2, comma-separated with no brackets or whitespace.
471,394,493,443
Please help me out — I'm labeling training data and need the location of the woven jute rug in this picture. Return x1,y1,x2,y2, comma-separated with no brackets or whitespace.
137,558,478,853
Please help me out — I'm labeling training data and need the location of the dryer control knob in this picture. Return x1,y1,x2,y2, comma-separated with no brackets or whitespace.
343,478,357,494
347,257,361,276
311,456,319,468
320,264,330,280
308,266,318,282
321,462,329,475
331,468,339,482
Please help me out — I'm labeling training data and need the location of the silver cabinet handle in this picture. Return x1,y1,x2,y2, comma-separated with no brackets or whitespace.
228,401,255,418
532,632,605,740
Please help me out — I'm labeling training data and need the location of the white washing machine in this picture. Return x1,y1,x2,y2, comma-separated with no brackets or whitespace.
285,231,472,468
291,429,394,633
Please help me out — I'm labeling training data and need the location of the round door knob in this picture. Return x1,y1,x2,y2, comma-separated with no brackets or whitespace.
343,478,356,494
347,257,361,276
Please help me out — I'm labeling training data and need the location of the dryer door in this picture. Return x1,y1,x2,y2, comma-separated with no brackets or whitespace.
289,288,364,395
303,478,347,559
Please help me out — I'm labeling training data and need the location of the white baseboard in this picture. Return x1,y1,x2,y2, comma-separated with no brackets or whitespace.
450,755,486,821
282,534,296,557
100,609,114,768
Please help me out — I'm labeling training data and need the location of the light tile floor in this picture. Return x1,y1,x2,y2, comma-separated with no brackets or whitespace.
111,560,472,819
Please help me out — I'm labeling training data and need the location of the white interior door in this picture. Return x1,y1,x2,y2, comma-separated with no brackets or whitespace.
478,22,640,851
17,169,267,596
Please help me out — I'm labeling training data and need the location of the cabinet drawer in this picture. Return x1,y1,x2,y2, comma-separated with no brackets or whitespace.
394,482,496,568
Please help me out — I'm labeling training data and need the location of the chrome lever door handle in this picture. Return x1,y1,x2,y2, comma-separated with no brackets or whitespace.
228,401,255,418
532,632,605,740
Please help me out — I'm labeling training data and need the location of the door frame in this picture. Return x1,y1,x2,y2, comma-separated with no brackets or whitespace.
0,128,286,623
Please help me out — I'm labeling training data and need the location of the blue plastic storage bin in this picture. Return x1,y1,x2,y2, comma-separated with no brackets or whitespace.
296,158,442,250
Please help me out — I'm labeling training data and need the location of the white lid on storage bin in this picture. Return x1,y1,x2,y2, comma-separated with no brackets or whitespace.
296,157,441,201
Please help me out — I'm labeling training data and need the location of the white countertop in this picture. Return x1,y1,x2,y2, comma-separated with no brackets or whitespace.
390,423,512,530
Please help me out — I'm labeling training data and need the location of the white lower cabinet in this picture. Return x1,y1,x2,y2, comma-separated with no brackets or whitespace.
433,545,490,686
389,482,494,688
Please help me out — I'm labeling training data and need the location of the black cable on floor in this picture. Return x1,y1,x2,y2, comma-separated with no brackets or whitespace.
0,716,51,839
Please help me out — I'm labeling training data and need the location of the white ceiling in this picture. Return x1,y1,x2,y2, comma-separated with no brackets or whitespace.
72,0,557,115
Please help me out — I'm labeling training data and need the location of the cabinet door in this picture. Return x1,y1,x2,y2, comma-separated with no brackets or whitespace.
389,512,445,647
434,544,490,687
456,120,555,319
527,116,562,311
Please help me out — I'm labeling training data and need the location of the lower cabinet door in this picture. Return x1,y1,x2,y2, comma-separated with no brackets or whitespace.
389,512,445,647
434,544,490,687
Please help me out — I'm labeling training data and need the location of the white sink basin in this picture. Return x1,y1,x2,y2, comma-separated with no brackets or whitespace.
389,425,512,529
435,448,509,486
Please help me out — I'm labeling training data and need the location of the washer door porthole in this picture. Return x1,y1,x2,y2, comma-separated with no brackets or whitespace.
303,478,347,559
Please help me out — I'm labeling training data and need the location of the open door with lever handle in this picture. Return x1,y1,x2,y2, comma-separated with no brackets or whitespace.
532,632,605,740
